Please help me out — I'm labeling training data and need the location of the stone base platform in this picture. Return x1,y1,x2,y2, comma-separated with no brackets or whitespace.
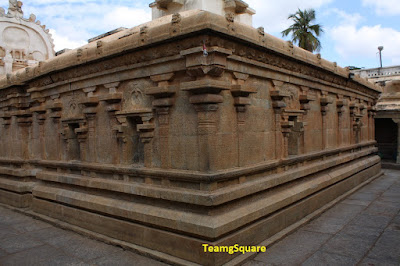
0,166,36,208
10,146,379,265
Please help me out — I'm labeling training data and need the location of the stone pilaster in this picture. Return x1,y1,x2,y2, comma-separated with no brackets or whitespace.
180,46,232,171
270,80,289,159
46,98,62,160
349,100,362,144
147,73,177,169
31,104,47,159
336,96,345,147
299,86,315,154
15,110,33,160
320,91,332,149
181,80,230,171
102,82,122,164
81,96,99,162
231,72,256,126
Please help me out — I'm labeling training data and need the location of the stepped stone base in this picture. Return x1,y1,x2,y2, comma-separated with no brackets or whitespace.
25,151,380,265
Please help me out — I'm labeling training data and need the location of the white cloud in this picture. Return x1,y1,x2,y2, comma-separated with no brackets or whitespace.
13,1,151,51
246,0,333,34
49,29,86,51
362,0,400,15
102,7,151,32
330,24,400,66
322,8,363,26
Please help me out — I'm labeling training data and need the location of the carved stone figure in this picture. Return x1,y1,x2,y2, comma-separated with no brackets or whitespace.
8,0,24,18
3,50,13,74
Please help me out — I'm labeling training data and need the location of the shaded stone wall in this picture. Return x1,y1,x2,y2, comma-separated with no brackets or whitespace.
0,10,382,265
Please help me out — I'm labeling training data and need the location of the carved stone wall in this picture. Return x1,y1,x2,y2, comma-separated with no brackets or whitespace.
0,9,382,266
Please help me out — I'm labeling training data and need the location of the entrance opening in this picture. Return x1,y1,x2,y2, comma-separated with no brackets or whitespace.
121,116,144,165
375,118,397,162
288,117,302,156
67,123,81,161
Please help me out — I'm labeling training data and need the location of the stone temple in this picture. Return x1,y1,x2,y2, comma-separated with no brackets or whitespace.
0,0,382,265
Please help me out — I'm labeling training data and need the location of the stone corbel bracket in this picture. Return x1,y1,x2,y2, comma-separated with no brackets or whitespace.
282,110,305,135
61,118,87,141
180,47,232,78
270,81,290,114
30,104,47,124
181,79,231,107
114,110,155,143
181,80,230,136
46,100,62,121
231,72,256,113
349,101,358,117
367,105,376,118
80,97,99,116
6,92,31,110
353,115,363,131
336,97,346,115
359,103,366,116
14,110,33,126
299,86,315,114
281,114,294,137
75,124,89,143
147,73,177,116
0,112,11,126
320,92,333,116
101,82,122,113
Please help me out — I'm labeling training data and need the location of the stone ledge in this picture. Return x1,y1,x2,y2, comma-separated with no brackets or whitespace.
35,146,377,207
0,178,35,193
31,161,382,265
32,155,380,240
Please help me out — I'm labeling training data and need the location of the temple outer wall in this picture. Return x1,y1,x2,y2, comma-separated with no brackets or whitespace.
0,11,382,265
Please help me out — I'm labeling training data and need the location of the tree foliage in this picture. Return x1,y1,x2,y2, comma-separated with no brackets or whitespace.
281,8,324,53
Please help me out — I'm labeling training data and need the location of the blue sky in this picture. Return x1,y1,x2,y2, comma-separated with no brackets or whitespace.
3,0,400,69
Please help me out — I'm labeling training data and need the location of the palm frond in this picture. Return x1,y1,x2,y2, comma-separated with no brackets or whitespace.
281,8,324,53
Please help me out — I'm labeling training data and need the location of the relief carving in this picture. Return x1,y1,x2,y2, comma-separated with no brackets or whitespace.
121,81,152,111
281,84,300,110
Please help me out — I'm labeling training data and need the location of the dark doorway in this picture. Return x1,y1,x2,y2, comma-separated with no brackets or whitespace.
375,118,397,162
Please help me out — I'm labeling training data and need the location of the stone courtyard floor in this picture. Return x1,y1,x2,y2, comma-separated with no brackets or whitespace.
0,169,399,266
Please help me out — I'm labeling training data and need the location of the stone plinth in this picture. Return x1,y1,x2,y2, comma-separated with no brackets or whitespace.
0,8,382,266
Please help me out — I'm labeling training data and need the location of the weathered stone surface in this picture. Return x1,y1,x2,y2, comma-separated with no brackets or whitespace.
0,1,382,265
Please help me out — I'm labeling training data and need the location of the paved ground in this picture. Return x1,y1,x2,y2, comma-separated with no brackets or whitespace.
0,211,167,265
0,169,399,266
246,169,400,266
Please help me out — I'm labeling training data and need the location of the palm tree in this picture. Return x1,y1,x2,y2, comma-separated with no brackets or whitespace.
281,8,324,53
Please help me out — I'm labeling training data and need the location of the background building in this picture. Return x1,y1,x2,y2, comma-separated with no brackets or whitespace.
0,0,55,75
352,65,400,86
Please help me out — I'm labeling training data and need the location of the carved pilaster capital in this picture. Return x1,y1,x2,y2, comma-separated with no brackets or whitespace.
180,46,232,78
320,93,332,116
103,82,121,94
